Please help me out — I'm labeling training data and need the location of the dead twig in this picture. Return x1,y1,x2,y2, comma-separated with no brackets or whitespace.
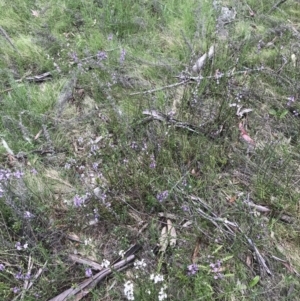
130,80,189,96
268,0,288,13
0,26,20,54
130,66,264,96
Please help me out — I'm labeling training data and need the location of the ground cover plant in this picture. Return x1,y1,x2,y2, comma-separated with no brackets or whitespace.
1,0,300,300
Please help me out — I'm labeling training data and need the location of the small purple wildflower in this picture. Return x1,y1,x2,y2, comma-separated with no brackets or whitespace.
24,273,31,280
15,242,22,250
156,190,169,202
70,52,79,63
93,208,100,221
31,168,38,175
130,141,138,149
181,205,189,212
15,271,23,280
108,33,113,40
120,48,126,64
187,264,199,276
92,162,99,170
97,51,108,61
85,268,93,278
210,260,224,279
12,287,20,294
73,195,84,207
14,171,24,179
149,155,156,169
90,144,99,155
0,264,5,271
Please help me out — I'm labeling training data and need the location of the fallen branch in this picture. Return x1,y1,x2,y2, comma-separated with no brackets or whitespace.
49,244,141,301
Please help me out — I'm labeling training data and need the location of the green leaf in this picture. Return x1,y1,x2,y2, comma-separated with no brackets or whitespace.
280,109,289,118
249,275,260,288
268,109,277,116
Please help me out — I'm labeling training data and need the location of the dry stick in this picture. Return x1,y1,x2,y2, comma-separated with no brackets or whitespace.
0,87,13,94
130,80,189,96
268,0,288,13
130,67,264,96
0,26,21,54
49,255,136,301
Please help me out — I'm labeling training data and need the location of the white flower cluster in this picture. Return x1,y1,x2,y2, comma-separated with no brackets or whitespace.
124,280,134,300
150,273,164,283
158,284,168,301
134,259,147,270
100,259,110,268
150,273,167,300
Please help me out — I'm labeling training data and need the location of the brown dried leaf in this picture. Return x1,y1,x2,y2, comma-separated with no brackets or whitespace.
192,239,201,264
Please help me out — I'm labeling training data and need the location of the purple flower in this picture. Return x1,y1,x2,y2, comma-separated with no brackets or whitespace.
156,190,169,202
120,48,126,64
0,264,5,271
181,205,189,212
14,171,24,179
24,273,31,280
73,195,84,207
149,155,156,169
97,51,108,61
70,52,79,63
15,242,22,250
92,162,99,171
187,264,199,276
31,169,38,175
210,260,224,279
85,268,93,277
15,271,23,280
108,33,113,40
12,287,20,294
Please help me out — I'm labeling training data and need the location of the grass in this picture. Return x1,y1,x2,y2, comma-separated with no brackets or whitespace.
1,0,300,300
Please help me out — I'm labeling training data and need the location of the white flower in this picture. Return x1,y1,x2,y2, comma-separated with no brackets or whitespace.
119,250,125,258
124,280,134,300
84,238,92,245
23,243,28,249
134,259,147,270
101,259,110,268
150,273,164,283
158,284,168,301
